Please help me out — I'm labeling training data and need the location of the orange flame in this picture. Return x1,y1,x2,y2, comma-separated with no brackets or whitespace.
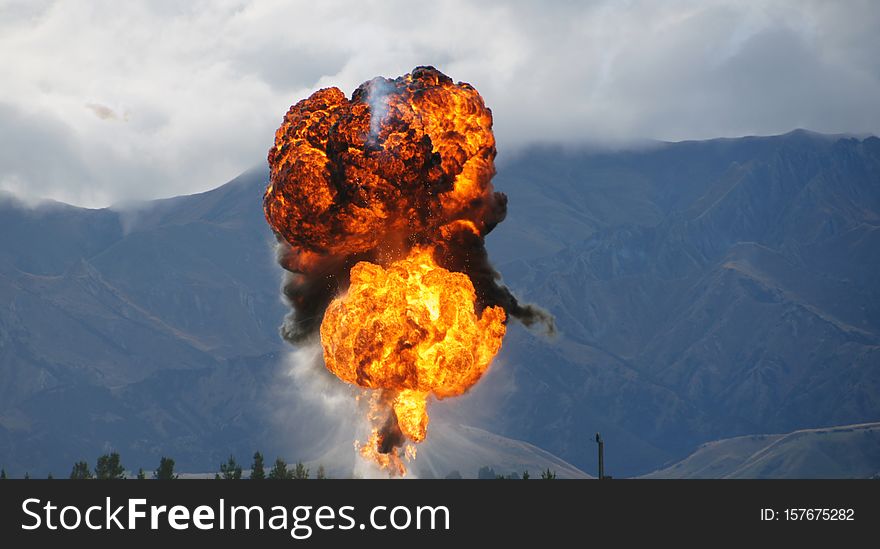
264,67,509,475
264,67,500,270
322,249,505,473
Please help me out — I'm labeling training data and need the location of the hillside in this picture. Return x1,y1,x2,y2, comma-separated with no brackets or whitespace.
642,422,880,478
1,130,878,477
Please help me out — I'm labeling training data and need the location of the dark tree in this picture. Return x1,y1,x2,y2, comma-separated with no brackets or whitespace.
267,458,290,480
219,455,242,480
540,468,556,480
316,465,327,480
136,469,146,480
70,461,93,479
250,452,265,480
522,470,530,480
47,473,54,479
214,473,221,480
154,457,178,480
0,469,6,479
292,462,309,480
477,466,496,479
24,472,29,479
95,452,126,479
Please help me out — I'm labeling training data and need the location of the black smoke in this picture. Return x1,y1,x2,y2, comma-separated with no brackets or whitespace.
274,190,555,344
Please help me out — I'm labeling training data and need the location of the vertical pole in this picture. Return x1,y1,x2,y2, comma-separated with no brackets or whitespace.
596,432,604,479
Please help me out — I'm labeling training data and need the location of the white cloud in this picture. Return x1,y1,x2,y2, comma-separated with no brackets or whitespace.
0,0,878,206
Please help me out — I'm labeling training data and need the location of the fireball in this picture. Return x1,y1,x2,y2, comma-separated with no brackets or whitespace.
264,67,542,475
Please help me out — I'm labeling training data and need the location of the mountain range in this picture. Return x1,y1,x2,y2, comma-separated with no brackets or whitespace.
1,129,878,477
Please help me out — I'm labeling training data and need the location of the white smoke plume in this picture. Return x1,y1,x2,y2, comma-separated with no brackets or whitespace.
269,340,419,478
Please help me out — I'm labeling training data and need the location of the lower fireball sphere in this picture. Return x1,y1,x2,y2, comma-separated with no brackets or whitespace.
320,248,506,448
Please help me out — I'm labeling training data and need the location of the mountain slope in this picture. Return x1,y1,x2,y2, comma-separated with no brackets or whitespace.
642,422,880,478
476,130,880,475
0,169,287,475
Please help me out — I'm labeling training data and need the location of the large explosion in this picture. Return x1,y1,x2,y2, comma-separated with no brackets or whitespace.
264,66,552,475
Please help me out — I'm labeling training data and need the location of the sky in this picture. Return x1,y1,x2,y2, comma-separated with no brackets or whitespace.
1,0,878,207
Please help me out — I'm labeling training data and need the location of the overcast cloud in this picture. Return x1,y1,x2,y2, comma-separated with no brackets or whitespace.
1,0,878,207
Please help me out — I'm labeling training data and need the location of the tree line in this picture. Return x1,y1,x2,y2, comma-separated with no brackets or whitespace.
0,451,327,480
2,456,559,480
215,452,326,480
474,466,556,479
